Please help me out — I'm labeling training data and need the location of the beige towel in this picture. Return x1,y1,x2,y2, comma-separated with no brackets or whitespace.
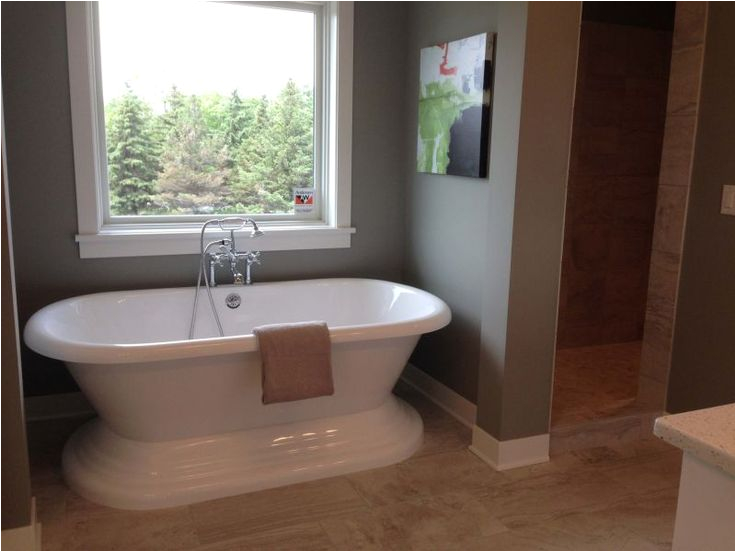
254,321,334,405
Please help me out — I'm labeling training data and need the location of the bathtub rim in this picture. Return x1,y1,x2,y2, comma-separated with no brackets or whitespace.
24,277,451,365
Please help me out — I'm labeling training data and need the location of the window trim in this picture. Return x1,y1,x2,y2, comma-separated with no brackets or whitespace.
66,1,354,258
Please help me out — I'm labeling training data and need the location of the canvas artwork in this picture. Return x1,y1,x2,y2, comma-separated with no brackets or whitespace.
417,33,495,178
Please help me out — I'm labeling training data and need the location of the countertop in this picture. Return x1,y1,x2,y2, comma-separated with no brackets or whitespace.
654,403,735,476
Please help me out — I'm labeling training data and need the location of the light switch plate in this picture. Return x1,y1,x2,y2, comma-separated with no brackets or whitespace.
721,185,734,216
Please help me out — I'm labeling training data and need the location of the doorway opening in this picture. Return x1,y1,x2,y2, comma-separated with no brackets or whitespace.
552,2,677,434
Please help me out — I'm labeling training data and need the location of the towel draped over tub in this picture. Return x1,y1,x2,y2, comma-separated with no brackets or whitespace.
254,321,334,404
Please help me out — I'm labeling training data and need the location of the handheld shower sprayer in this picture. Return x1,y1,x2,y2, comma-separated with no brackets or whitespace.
214,217,264,238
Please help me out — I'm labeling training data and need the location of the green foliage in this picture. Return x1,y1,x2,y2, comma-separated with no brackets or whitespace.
417,80,474,174
231,81,313,213
155,94,231,213
104,81,314,216
105,85,161,214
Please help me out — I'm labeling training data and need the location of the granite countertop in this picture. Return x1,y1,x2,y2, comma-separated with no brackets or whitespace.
654,403,735,476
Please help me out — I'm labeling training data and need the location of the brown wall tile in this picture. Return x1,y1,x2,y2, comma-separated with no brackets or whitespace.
622,78,669,131
637,373,667,410
563,268,607,323
568,176,616,225
658,115,697,186
570,224,611,271
651,185,689,255
619,129,666,176
640,309,674,382
578,78,626,127
637,2,708,410
645,250,681,312
581,22,629,78
641,250,679,381
625,26,674,79
558,21,670,349
666,46,704,116
671,2,708,49
608,226,654,269
613,176,659,226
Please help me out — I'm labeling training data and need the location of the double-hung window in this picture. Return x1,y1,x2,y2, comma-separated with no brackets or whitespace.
67,1,354,258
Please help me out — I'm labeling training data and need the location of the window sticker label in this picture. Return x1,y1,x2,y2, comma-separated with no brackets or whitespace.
294,188,315,213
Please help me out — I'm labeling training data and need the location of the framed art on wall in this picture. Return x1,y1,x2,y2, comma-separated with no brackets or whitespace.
417,32,495,178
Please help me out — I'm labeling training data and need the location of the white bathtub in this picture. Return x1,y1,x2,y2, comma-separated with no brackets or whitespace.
24,278,451,509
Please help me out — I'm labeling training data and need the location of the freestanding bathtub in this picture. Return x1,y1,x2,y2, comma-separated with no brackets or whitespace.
24,278,451,509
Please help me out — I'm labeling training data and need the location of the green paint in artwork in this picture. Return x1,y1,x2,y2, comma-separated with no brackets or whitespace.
417,80,476,174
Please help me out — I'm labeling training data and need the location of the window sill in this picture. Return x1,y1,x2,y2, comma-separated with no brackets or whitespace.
75,224,356,259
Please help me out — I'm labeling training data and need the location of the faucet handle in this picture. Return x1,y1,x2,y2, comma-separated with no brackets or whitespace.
210,251,225,266
247,251,261,265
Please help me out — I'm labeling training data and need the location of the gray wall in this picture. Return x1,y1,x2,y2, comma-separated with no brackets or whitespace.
667,2,735,413
1,155,32,530
404,2,581,440
476,2,581,440
1,2,409,396
403,2,499,403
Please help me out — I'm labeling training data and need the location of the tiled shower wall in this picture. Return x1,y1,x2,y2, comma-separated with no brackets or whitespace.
638,2,708,410
557,21,673,349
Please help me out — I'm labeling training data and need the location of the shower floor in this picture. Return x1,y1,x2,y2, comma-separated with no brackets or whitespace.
551,341,642,427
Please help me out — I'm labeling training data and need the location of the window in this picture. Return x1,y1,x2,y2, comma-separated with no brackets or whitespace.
67,2,354,258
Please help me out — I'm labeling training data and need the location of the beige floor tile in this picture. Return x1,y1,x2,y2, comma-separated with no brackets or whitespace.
601,451,682,493
562,437,678,473
479,464,636,530
346,449,506,508
33,482,69,525
501,449,587,482
189,476,368,546
397,492,508,549
39,519,67,551
518,511,662,551
320,508,409,550
44,505,199,551
609,434,678,458
322,491,507,551
28,389,683,551
590,487,678,548
452,528,567,551
197,522,334,551
552,341,642,427
550,413,650,454
393,383,472,458
457,502,667,550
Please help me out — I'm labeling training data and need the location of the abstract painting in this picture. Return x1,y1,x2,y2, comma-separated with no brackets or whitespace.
417,33,495,178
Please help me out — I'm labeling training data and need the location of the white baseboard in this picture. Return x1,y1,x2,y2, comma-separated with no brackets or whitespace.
24,392,94,422
469,424,550,470
400,363,477,428
1,498,41,551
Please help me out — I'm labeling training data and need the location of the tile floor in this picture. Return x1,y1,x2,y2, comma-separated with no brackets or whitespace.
551,341,643,427
29,383,682,550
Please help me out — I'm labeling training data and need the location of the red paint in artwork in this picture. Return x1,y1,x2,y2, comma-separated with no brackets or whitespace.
436,43,457,76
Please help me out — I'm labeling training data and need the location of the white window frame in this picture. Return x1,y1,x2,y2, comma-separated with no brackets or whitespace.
67,1,354,258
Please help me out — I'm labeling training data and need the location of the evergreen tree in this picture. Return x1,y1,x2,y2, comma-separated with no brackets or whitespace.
263,80,313,209
105,85,160,215
224,90,256,151
230,95,273,212
231,82,313,213
103,81,316,216
159,86,187,132
199,92,229,140
155,95,231,213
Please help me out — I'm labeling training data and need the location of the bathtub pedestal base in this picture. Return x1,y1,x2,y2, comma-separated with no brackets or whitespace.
62,395,423,510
